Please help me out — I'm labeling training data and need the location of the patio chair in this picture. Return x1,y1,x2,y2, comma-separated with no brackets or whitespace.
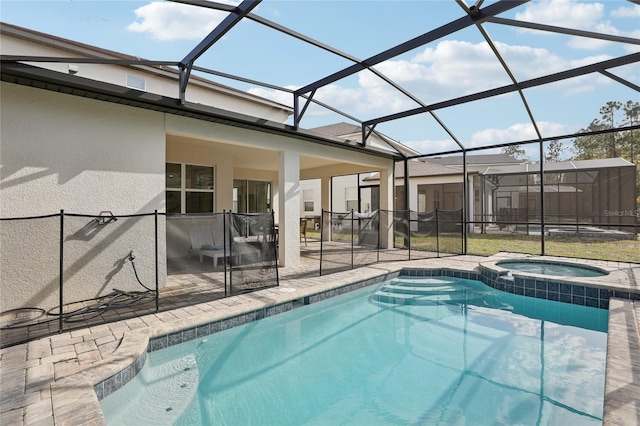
211,223,260,265
188,225,229,267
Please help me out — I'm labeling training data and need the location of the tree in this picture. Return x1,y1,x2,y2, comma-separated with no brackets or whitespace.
544,139,564,163
502,144,527,161
572,100,638,160
622,100,639,165
572,99,640,197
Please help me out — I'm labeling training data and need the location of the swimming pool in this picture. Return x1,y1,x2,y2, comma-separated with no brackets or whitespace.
496,259,608,278
101,276,607,425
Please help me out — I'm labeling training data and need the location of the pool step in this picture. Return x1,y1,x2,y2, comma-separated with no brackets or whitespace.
382,283,461,295
372,278,479,305
389,277,456,285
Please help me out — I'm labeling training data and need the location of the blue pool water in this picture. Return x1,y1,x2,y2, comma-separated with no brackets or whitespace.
496,260,607,277
101,277,608,425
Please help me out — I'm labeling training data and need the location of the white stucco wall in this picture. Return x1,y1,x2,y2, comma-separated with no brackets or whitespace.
1,32,291,124
1,82,167,311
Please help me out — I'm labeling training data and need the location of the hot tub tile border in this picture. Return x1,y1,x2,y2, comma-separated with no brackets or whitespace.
478,263,640,310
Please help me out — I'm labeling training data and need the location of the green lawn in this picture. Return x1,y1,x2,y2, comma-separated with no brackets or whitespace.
307,230,640,263
467,234,640,263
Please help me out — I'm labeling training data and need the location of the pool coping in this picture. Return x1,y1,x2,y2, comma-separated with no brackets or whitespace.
1,255,638,425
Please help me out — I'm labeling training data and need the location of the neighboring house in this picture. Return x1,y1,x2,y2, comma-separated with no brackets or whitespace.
301,122,420,218
362,154,522,220
0,23,403,311
419,153,522,224
479,158,638,231
363,159,479,232
365,155,637,234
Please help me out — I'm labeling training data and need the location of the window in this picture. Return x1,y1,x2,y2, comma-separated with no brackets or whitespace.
345,187,358,212
433,189,440,210
126,74,146,90
165,163,215,213
303,189,314,212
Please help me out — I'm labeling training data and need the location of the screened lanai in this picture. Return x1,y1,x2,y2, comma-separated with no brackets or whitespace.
478,158,637,236
2,0,639,265
1,0,640,350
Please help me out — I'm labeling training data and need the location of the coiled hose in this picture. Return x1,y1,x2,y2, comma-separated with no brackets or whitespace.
1,259,155,329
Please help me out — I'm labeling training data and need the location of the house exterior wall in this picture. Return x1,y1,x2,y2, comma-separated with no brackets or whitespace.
1,25,401,291
1,32,291,124
310,173,377,214
331,175,359,213
1,81,167,311
380,174,466,212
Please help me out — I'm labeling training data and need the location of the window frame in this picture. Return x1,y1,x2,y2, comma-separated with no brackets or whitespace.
303,189,314,212
165,162,215,214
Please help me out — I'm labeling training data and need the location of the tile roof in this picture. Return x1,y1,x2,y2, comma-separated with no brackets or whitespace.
423,154,520,165
309,122,361,138
482,158,636,175
364,160,463,180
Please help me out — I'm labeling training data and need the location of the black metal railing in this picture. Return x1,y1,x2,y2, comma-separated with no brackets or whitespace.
319,208,463,275
0,210,278,348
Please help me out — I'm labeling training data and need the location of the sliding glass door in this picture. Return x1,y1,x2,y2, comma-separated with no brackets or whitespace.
233,180,271,213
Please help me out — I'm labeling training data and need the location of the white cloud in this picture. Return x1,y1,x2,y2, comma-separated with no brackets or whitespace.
470,121,573,147
248,83,368,118
514,0,639,52
565,20,640,51
515,0,605,30
246,38,613,122
247,86,296,106
402,139,459,154
471,123,537,146
610,5,640,18
127,1,239,41
243,40,532,118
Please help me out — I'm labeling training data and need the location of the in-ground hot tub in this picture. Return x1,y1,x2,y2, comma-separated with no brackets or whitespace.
496,259,608,278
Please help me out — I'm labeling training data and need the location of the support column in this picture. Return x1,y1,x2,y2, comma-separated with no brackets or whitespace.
467,174,474,233
379,162,394,249
321,176,331,241
278,151,300,267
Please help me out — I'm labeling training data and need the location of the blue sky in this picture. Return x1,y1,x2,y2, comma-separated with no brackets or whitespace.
2,0,639,157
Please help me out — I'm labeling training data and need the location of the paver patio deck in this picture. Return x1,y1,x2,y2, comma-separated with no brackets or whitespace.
1,246,638,425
